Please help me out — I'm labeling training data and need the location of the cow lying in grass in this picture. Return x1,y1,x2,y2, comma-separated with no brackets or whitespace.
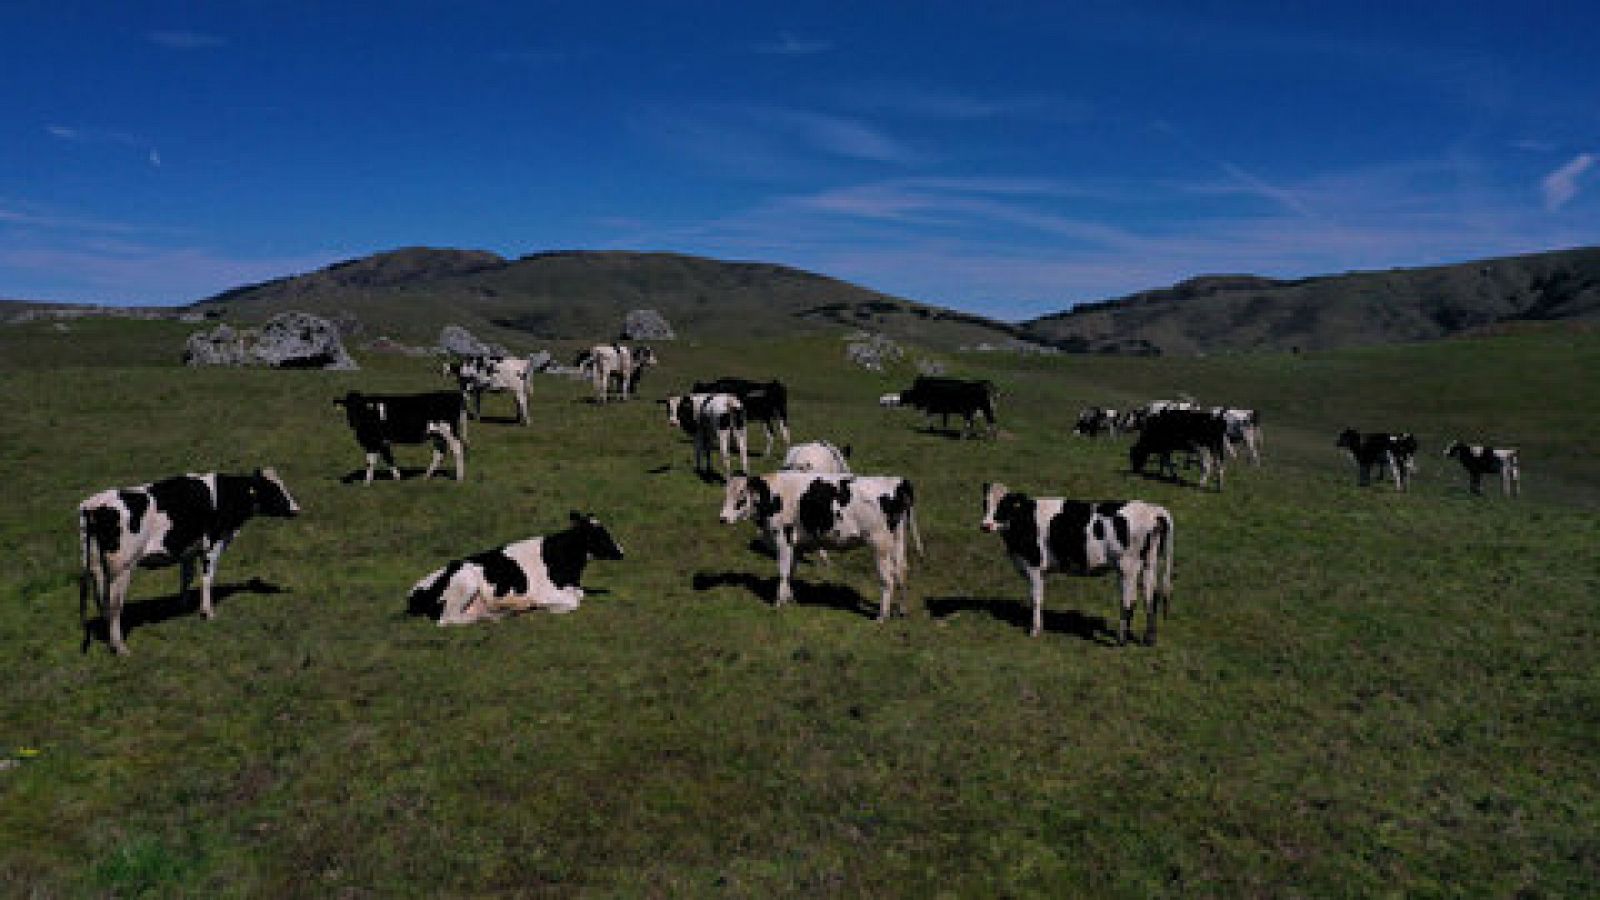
78,469,301,655
1444,441,1520,497
408,512,625,625
718,472,921,621
781,440,851,474
978,483,1173,645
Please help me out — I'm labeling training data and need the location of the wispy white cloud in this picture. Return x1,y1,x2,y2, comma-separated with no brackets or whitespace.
767,110,918,164
1541,153,1594,210
752,33,832,56
147,30,225,49
0,240,337,304
46,123,163,167
844,81,1085,123
0,205,180,236
640,106,921,174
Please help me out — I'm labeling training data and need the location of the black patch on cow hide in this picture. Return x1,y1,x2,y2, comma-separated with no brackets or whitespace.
1110,513,1131,549
1047,502,1095,574
751,478,782,524
1091,519,1105,541
539,530,589,590
146,476,214,558
84,504,125,557
408,561,462,618
468,547,530,598
878,479,914,531
675,399,698,434
119,490,149,534
995,493,1041,568
798,479,846,537
212,474,257,539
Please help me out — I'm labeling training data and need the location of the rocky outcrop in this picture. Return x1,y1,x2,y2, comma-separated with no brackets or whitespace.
621,309,675,340
183,312,358,369
438,325,504,357
844,331,904,371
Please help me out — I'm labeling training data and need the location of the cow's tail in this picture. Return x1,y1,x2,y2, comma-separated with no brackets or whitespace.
905,480,925,558
769,381,790,429
1156,511,1175,619
78,509,97,651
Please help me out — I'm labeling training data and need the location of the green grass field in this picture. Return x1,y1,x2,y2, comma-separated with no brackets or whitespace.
0,321,1596,896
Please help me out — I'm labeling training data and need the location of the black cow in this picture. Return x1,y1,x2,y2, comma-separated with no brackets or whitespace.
78,469,301,655
1443,441,1521,497
335,390,467,484
692,378,791,455
409,512,625,624
1337,429,1419,492
1129,409,1227,490
894,376,998,438
979,483,1174,645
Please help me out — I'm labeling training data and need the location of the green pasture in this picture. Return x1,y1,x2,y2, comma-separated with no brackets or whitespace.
0,321,1595,896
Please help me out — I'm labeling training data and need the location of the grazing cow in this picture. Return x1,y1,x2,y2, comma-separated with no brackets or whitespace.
894,376,998,438
1337,429,1419,492
334,390,467,484
575,344,656,403
718,472,921,621
408,512,625,625
782,440,852,474
78,469,300,655
1073,406,1121,438
1118,399,1197,433
665,392,749,478
1211,407,1263,465
978,483,1174,645
1129,409,1227,490
692,378,791,455
1444,441,1520,497
445,354,544,425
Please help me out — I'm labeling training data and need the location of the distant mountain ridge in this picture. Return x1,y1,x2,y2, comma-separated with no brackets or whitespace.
193,247,1035,351
1020,246,1600,354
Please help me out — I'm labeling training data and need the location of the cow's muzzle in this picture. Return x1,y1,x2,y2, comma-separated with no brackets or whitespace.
979,522,995,533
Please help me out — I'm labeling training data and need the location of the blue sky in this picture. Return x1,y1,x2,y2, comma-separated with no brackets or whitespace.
3,1,1596,319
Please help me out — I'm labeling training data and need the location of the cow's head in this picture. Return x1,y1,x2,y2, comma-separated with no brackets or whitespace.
719,475,752,525
1443,440,1466,460
664,395,688,430
634,346,657,368
570,511,624,561
253,467,301,518
1335,428,1362,452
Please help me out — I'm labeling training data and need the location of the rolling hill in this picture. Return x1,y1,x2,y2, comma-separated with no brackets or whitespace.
193,248,1036,351
1021,245,1600,354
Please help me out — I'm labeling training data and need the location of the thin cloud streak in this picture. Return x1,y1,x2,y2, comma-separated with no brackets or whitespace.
1541,153,1594,210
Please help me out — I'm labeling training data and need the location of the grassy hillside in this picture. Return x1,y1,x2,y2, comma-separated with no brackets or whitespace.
193,248,1033,351
1023,245,1600,355
0,322,1595,895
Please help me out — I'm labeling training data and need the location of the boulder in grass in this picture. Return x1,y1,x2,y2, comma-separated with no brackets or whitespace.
621,309,675,341
438,325,504,358
183,312,358,370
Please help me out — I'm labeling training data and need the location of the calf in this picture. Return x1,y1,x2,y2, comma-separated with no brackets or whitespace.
692,377,791,455
576,344,656,403
782,440,852,474
78,469,300,655
979,483,1173,645
1129,409,1227,490
894,376,998,438
1211,407,1263,465
1073,406,1121,438
1337,429,1419,491
335,390,467,484
665,392,749,478
1444,441,1520,497
446,354,542,425
718,472,921,621
408,512,625,625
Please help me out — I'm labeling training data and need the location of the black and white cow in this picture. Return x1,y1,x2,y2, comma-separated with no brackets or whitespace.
445,354,544,425
893,376,998,438
692,378,791,455
1128,409,1227,490
718,472,921,621
781,440,852,474
78,469,301,655
665,392,749,478
1073,406,1121,438
334,390,467,484
407,512,625,625
1444,441,1521,497
1118,399,1198,433
575,344,656,403
1211,407,1263,466
1337,429,1419,492
978,483,1174,645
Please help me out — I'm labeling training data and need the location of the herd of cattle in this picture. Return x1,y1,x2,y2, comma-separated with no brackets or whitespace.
75,345,1522,655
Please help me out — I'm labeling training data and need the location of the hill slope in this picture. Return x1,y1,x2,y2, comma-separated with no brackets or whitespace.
194,248,1034,351
1022,245,1600,355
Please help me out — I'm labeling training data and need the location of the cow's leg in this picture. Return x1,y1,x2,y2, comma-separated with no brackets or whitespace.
363,452,379,485
1025,566,1046,637
178,554,197,611
199,536,234,620
777,417,791,448
108,567,134,655
774,537,795,607
442,432,465,481
382,446,402,481
1133,553,1157,646
1116,561,1140,646
1470,471,1483,495
424,436,444,480
514,387,529,426
736,427,749,476
873,536,900,622
1386,452,1403,491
